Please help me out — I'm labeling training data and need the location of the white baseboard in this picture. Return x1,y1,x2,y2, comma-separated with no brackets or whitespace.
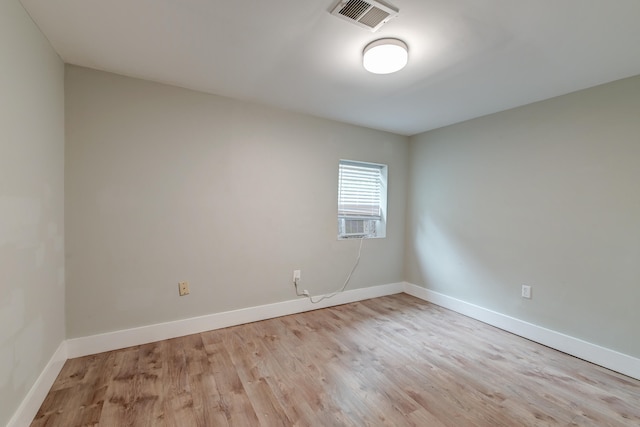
403,282,640,381
7,341,68,427
67,282,404,358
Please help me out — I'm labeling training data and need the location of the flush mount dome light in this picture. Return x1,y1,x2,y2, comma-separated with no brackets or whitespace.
363,38,408,74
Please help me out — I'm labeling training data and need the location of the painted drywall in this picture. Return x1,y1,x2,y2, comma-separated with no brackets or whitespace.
406,75,640,358
65,65,408,338
0,0,65,424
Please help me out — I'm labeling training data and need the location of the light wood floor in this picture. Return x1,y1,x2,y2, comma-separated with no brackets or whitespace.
33,294,640,426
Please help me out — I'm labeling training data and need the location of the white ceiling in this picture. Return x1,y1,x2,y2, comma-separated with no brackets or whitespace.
20,0,640,136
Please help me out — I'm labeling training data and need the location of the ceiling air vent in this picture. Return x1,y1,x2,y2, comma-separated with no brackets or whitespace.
331,0,399,32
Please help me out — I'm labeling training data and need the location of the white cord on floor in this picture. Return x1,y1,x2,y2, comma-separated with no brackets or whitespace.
294,236,365,304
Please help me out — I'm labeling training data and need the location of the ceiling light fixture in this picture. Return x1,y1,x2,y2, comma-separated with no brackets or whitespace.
363,38,408,74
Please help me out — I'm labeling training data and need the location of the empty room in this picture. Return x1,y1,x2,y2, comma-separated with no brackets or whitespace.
2,0,640,425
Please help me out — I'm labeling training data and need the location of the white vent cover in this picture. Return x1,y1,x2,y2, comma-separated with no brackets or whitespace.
331,0,399,32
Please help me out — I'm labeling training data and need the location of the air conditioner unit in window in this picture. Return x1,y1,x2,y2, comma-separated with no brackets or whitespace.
339,218,377,238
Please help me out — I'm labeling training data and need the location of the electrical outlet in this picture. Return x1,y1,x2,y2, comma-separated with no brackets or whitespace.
521,285,531,299
293,270,301,284
178,281,190,296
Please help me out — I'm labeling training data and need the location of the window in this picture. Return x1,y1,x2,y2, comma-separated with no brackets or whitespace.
338,160,387,239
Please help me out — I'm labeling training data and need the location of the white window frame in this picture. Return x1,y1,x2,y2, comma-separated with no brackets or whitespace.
337,159,387,239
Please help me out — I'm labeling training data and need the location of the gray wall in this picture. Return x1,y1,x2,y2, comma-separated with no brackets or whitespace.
406,75,640,358
0,1,65,425
65,65,408,338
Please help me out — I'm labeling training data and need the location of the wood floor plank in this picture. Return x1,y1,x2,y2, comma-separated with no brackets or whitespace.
202,329,262,426
99,347,141,426
223,327,292,426
32,294,640,426
130,342,165,426
190,372,230,427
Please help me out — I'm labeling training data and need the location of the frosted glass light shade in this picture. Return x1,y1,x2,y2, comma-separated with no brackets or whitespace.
363,39,408,74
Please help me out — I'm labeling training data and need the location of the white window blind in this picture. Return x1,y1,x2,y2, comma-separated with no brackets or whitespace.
338,160,382,220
